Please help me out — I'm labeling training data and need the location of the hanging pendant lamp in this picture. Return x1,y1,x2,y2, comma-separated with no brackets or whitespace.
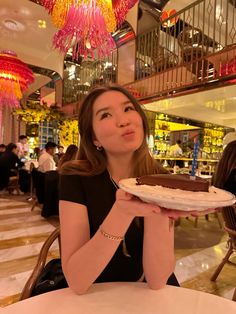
41,0,138,59
0,50,34,108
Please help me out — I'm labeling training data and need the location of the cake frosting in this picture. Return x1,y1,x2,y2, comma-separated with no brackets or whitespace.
136,174,209,192
118,178,235,211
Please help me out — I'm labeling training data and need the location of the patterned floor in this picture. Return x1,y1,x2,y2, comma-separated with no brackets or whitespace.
0,196,235,307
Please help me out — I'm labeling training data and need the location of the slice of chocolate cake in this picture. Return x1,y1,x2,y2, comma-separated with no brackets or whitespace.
136,174,209,192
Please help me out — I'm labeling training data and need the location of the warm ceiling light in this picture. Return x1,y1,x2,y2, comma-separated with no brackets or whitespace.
161,9,179,28
3,19,25,32
0,50,34,108
38,19,47,29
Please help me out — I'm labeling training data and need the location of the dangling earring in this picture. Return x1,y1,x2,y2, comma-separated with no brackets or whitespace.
96,146,103,151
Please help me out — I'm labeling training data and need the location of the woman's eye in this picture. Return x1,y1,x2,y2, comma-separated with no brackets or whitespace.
124,106,135,112
100,112,111,120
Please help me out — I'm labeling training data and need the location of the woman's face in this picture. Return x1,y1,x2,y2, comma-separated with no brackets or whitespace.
92,90,144,157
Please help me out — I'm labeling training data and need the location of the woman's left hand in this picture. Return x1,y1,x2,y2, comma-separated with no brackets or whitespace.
161,207,219,220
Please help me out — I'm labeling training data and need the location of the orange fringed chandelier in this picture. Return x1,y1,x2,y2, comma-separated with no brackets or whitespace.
41,0,138,59
161,9,179,28
0,50,34,108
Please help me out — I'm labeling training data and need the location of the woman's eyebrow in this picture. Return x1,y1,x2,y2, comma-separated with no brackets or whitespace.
95,100,132,115
122,100,132,105
95,106,110,116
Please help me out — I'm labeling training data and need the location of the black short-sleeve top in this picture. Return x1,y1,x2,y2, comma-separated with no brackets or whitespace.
59,170,143,282
224,168,236,196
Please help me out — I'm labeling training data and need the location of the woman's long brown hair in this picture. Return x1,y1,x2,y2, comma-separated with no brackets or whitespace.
61,84,167,176
57,144,79,170
213,140,236,188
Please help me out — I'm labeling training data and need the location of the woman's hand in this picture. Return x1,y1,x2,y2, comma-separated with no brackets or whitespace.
113,189,161,217
161,207,219,220
115,190,219,220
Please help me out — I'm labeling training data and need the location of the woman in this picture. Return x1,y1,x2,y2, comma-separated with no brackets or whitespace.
213,140,236,196
57,144,78,170
0,143,24,191
213,140,236,222
59,84,211,295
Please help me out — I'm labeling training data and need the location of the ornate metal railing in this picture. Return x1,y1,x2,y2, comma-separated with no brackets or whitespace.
126,0,236,100
62,51,117,105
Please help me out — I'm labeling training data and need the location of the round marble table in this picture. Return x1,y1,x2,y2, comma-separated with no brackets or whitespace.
2,283,236,314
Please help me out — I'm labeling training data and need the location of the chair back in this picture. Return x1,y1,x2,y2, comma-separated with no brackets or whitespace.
222,206,236,245
222,207,236,231
20,227,60,300
7,169,20,194
41,171,59,217
28,162,35,197
29,162,35,173
210,206,236,282
32,168,46,204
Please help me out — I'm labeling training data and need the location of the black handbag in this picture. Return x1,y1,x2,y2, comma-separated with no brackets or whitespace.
31,258,68,296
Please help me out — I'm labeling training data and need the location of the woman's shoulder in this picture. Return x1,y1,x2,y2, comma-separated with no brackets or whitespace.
226,168,236,181
59,170,108,204
229,168,236,181
60,169,107,184
59,159,91,174
231,168,236,174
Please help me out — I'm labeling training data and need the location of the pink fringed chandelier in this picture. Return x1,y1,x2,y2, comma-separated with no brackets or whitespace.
0,50,34,108
41,0,138,59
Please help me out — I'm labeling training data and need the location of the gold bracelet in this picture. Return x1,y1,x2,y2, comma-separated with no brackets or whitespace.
99,226,124,241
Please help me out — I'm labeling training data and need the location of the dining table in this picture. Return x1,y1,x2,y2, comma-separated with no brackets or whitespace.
1,282,236,314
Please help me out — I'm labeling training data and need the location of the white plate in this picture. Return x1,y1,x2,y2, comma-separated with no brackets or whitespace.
118,178,236,211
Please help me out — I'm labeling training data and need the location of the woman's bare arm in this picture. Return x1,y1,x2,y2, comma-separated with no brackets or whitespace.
143,214,175,289
59,190,163,294
59,199,133,295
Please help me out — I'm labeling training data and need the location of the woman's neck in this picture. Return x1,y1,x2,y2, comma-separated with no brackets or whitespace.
107,155,133,182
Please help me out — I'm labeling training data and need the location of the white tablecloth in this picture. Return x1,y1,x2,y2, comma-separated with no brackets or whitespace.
2,283,236,314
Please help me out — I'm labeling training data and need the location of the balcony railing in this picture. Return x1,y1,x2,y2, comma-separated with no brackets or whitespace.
62,51,117,105
125,0,236,100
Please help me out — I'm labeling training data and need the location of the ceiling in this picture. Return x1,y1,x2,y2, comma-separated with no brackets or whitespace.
144,84,236,129
136,0,236,130
0,0,235,130
0,0,64,95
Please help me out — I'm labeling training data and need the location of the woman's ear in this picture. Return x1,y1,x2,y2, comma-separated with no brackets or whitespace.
93,139,100,147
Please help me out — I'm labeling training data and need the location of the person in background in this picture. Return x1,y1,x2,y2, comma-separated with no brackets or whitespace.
16,135,29,159
38,142,57,173
0,143,24,192
59,84,214,295
213,140,236,196
0,144,6,157
54,145,65,166
57,144,78,170
29,147,41,161
169,139,183,157
169,140,183,169
213,140,236,246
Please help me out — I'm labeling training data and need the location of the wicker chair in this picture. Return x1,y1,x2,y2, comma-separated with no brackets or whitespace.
30,168,46,211
210,206,236,282
20,227,61,300
6,170,21,195
233,288,236,301
177,26,214,79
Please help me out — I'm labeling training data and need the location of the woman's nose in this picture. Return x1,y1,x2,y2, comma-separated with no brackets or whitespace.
118,122,129,127
117,117,130,127
116,112,130,127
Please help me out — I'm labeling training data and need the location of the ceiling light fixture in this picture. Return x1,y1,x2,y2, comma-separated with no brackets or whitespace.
41,0,138,59
0,50,34,108
161,9,179,28
38,19,47,29
3,19,25,32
